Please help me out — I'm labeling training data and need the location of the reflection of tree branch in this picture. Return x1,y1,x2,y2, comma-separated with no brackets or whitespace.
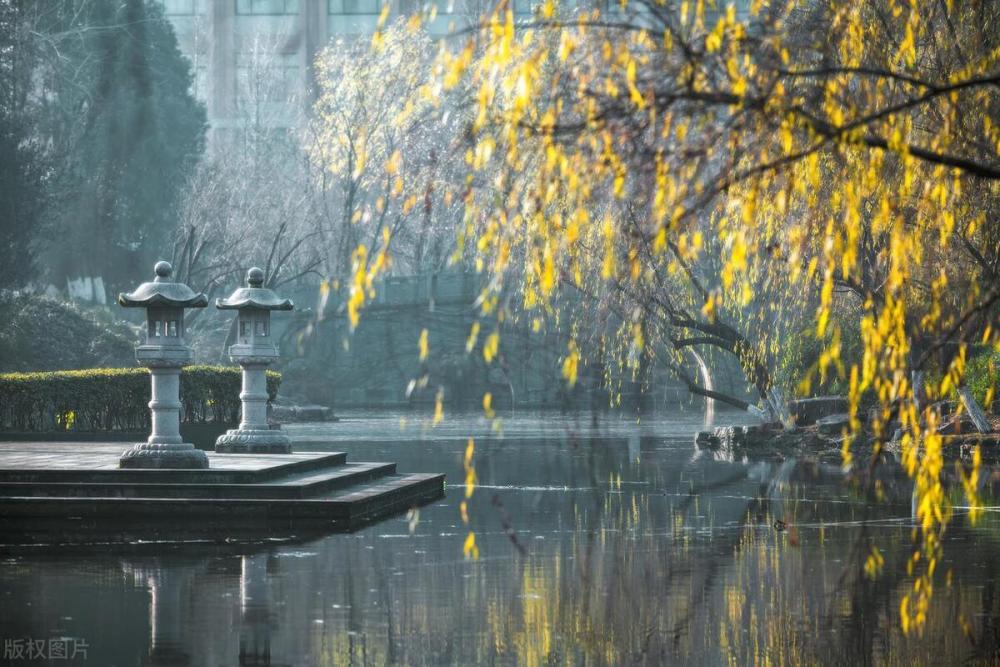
669,468,781,648
658,351,751,412
491,494,527,556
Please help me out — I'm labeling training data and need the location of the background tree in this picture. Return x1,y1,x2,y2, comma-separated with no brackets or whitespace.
170,32,324,359
307,21,467,328
21,0,206,295
0,0,47,288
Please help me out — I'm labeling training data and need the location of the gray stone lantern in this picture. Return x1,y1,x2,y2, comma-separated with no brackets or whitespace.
118,261,209,469
215,267,294,453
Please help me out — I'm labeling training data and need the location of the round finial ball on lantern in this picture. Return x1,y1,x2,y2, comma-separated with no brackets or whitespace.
154,261,173,281
247,267,265,288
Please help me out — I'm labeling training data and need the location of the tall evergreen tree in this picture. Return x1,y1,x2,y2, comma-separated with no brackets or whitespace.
32,0,206,293
0,0,46,289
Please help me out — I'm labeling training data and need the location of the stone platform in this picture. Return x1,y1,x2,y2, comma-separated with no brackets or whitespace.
0,442,444,543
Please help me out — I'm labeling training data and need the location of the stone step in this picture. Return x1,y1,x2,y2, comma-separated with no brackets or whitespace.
0,473,446,534
0,461,396,500
315,473,447,527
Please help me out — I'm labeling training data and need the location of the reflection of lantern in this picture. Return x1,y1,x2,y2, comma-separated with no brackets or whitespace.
118,261,209,469
215,268,294,454
122,560,196,667
240,554,275,665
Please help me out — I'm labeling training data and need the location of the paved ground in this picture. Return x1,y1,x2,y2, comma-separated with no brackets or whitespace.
0,441,330,471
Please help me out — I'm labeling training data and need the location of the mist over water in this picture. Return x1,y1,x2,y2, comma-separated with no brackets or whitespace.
2,410,999,665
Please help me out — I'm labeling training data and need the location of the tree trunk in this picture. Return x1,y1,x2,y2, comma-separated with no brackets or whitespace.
766,387,796,429
912,370,926,411
958,386,992,433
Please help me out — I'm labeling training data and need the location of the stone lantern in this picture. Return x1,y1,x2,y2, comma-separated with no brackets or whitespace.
214,267,293,454
118,261,209,469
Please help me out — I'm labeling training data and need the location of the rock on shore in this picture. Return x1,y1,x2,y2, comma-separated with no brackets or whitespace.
787,396,848,426
695,402,999,465
271,402,339,423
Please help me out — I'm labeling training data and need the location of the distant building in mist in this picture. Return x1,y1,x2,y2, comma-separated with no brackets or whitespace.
159,0,755,142
158,0,749,141
157,0,506,142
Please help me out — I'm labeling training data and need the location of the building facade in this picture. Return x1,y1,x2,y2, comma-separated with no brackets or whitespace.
159,0,501,140
160,0,749,140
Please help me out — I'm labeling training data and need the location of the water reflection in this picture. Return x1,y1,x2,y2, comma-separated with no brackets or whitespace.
2,410,999,665
123,559,197,666
240,554,275,667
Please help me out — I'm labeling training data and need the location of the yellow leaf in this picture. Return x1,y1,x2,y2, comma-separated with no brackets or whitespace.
626,59,645,108
463,531,480,559
466,322,480,353
483,331,499,363
418,328,429,361
386,149,402,176
464,437,475,467
562,339,580,387
433,387,444,425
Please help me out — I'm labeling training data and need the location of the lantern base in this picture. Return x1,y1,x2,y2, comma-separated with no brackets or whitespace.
215,429,292,454
119,443,209,469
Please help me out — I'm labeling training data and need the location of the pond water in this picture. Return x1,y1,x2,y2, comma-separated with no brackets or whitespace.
2,409,999,666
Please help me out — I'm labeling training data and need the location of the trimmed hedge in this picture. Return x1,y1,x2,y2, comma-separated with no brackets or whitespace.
0,366,281,432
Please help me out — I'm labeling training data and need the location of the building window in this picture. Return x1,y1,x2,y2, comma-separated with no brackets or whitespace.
329,0,380,15
237,0,300,15
159,0,198,14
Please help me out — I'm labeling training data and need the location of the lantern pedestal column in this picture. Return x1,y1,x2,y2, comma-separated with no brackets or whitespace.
120,350,209,469
215,354,291,454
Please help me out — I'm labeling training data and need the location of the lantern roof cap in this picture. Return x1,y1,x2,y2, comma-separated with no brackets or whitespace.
118,261,209,308
215,267,294,311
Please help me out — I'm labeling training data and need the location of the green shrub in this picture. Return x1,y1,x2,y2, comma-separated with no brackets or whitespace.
775,317,863,398
0,292,137,372
0,366,280,432
965,347,999,407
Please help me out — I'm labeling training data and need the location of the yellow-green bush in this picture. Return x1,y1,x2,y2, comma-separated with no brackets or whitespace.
0,366,280,432
966,348,999,408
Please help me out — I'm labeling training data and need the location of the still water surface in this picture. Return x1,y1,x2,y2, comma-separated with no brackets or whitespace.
2,410,999,666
